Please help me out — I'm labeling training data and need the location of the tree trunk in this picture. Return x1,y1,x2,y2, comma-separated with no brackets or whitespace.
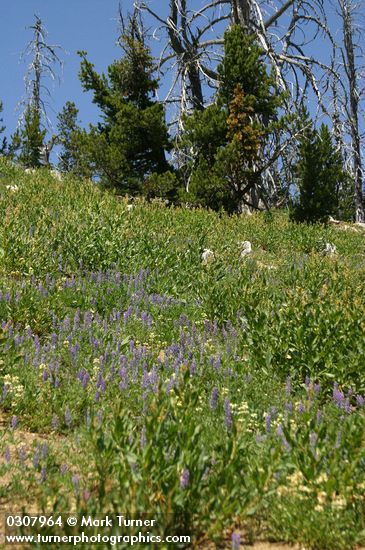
340,0,364,221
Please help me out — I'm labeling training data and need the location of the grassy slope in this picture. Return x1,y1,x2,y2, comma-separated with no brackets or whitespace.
0,157,365,549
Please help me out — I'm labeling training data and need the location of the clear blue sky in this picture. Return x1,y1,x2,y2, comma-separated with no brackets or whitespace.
0,0,137,134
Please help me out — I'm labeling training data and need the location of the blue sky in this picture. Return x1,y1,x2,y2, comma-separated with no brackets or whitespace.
0,0,137,134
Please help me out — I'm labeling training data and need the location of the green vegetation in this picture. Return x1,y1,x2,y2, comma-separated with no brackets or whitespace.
72,14,170,193
291,113,347,223
1,158,365,548
181,26,288,213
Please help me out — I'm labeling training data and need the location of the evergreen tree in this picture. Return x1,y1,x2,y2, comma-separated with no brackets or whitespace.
56,101,81,173
76,13,170,193
11,105,46,168
182,26,285,212
12,16,63,167
291,116,344,223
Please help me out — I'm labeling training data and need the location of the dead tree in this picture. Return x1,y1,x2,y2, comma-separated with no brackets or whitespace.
136,0,338,209
19,15,63,129
336,0,364,222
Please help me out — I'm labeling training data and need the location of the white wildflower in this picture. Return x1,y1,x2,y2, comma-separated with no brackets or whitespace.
5,185,18,192
202,248,214,265
323,242,337,255
240,241,252,258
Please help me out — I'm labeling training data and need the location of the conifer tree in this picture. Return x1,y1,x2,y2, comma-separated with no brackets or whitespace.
56,101,81,173
291,117,344,223
11,105,46,168
182,25,285,212
76,12,170,193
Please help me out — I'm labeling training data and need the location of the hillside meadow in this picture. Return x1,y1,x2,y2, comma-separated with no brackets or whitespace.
0,157,365,549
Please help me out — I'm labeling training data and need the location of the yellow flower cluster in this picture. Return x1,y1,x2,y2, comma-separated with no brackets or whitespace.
3,374,24,402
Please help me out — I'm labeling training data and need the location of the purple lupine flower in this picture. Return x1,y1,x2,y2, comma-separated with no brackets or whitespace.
333,384,345,408
40,467,47,482
313,382,321,396
231,532,241,549
18,447,27,463
77,369,90,389
2,384,9,402
286,376,292,396
255,432,264,444
310,432,318,453
96,374,106,392
60,464,68,475
190,361,197,375
11,415,17,430
166,378,175,393
140,426,147,449
33,447,40,469
180,468,190,489
243,373,252,384
277,425,291,452
344,398,352,414
298,402,305,414
64,408,72,427
51,415,59,429
356,395,364,407
210,388,219,410
316,410,322,425
265,413,272,433
97,410,104,425
285,402,293,413
4,447,11,463
119,366,128,390
72,475,80,493
42,443,48,459
123,306,133,324
224,398,233,429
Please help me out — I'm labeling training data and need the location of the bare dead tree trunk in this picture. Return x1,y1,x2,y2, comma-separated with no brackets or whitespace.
19,15,63,129
338,0,364,221
231,0,250,29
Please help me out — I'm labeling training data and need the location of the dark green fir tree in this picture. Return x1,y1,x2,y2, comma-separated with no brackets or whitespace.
11,105,46,168
76,13,170,193
182,25,285,212
291,112,345,223
56,101,81,173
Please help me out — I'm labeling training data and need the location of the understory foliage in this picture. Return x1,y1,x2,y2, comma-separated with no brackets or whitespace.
1,161,365,548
